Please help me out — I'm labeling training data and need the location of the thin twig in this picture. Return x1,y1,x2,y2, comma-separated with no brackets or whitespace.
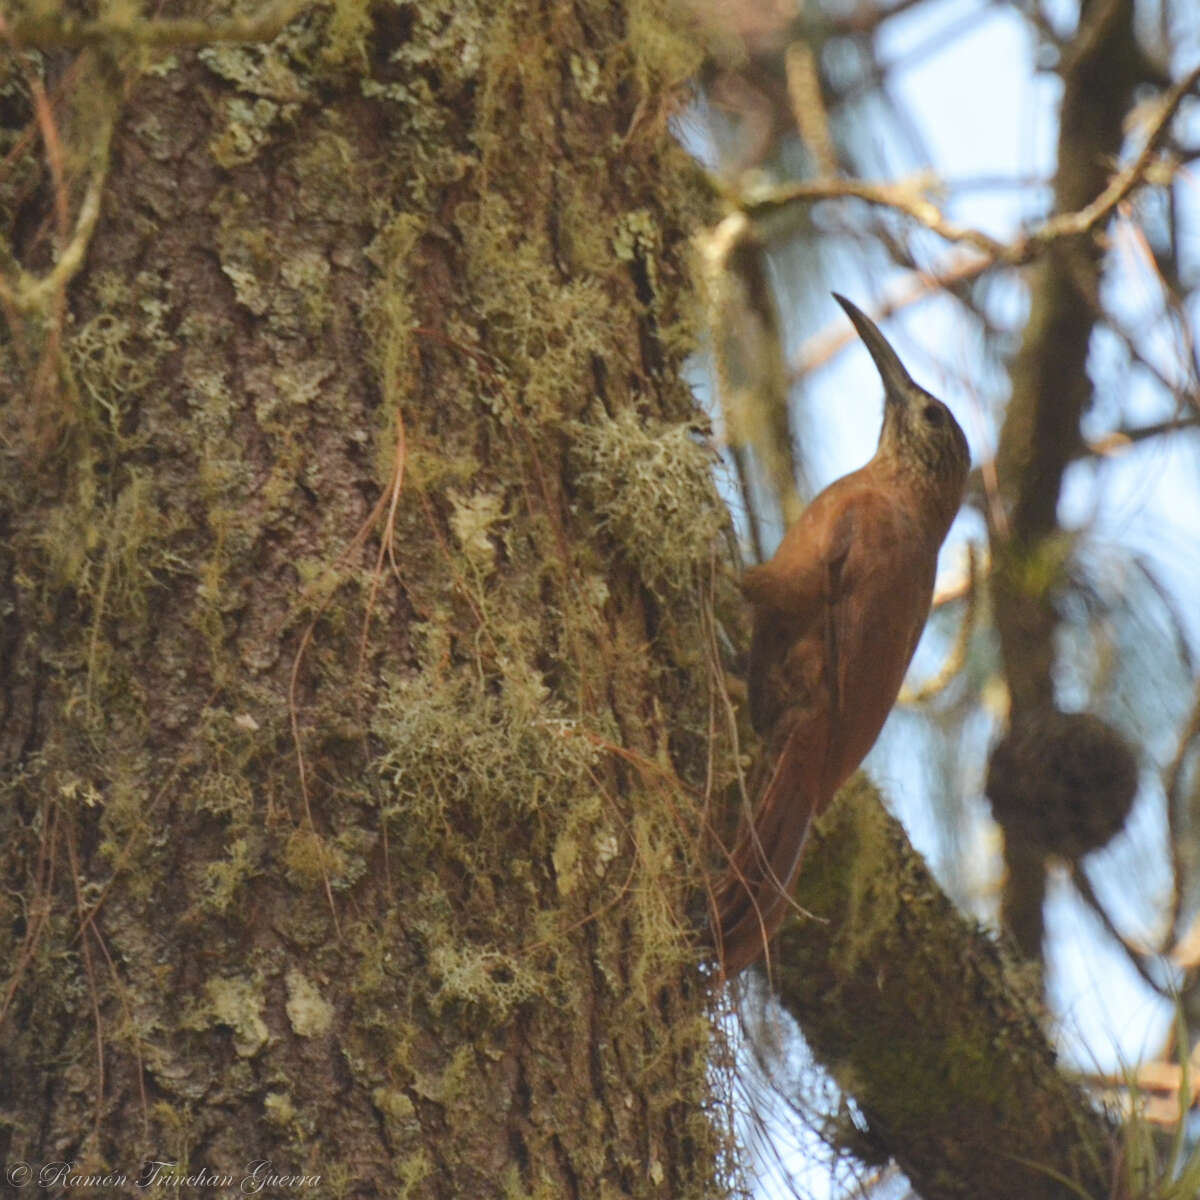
1079,415,1200,458
741,174,1009,259
0,109,115,315
4,1,310,50
65,818,106,1145
1026,62,1200,253
736,61,1200,271
0,798,59,1030
1070,860,1173,999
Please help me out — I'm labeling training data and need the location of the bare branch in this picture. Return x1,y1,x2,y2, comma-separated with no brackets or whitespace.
784,40,837,176
1025,61,1200,251
1079,415,1200,458
731,60,1200,273
741,173,1010,259
697,211,804,535
2,1,310,50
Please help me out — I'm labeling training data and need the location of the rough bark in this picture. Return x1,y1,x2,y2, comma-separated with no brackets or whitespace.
0,3,736,1195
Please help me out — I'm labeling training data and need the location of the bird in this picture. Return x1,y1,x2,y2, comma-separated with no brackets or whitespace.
711,294,970,977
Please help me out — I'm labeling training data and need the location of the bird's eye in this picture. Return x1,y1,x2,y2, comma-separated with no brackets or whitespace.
923,403,944,426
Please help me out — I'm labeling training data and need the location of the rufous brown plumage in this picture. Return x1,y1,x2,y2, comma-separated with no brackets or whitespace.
712,295,970,977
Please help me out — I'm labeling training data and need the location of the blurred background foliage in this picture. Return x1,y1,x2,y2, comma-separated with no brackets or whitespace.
680,0,1200,1192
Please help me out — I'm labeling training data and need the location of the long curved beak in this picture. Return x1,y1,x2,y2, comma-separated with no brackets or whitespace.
832,293,917,399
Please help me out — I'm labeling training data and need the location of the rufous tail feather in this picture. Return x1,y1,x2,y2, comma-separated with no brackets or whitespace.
711,709,831,977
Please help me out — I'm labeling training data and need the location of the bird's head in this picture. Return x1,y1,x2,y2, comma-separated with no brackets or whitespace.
833,293,970,512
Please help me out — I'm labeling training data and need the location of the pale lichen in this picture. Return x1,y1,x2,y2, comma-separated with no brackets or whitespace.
569,408,726,598
285,969,335,1038
204,975,270,1058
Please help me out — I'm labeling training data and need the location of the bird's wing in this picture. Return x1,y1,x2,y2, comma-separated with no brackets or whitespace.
741,496,835,734
821,488,930,779
820,511,855,743
741,551,823,622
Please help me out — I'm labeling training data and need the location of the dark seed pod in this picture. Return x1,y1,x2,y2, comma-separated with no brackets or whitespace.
986,708,1139,861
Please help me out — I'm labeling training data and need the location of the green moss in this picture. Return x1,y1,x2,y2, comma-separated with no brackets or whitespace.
424,940,546,1021
209,96,294,168
197,40,311,101
202,835,260,914
371,1086,415,1122
322,0,372,68
293,125,363,220
372,667,599,837
214,216,278,317
626,0,710,94
284,828,348,892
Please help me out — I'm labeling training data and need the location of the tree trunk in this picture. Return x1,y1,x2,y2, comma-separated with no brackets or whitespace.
0,4,735,1194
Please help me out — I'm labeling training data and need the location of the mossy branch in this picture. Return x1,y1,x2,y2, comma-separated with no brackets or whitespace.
770,777,1115,1200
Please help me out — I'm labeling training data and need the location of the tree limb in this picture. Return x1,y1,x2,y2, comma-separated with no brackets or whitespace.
769,777,1116,1200
733,59,1200,272
991,0,1143,714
